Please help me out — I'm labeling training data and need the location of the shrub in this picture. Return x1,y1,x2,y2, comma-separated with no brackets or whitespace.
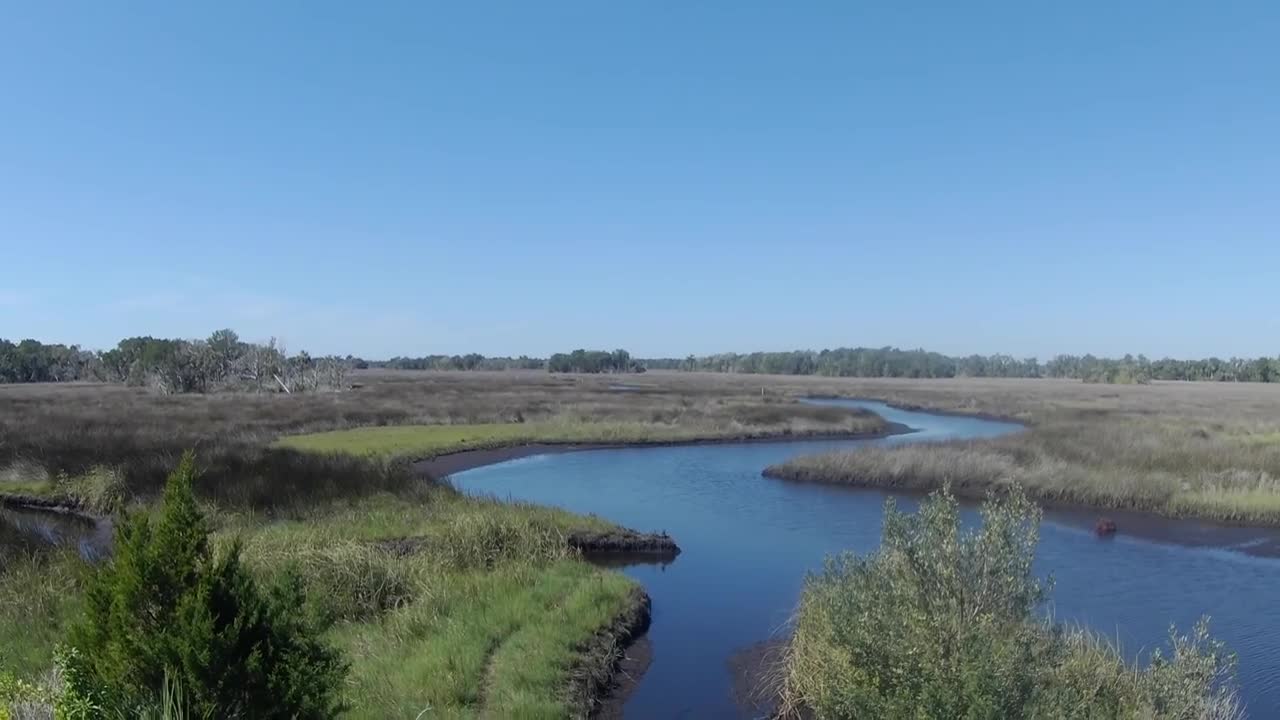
782,487,1240,719
64,452,347,718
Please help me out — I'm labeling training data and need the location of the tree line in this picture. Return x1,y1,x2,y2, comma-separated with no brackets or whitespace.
376,348,644,374
8,337,1279,386
0,329,349,393
640,347,1280,384
547,348,643,374
374,354,545,371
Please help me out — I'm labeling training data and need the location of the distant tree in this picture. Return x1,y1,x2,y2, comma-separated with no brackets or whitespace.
547,348,641,373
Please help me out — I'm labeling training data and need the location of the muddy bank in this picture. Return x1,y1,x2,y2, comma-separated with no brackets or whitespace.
727,638,791,719
375,527,680,564
0,491,93,516
567,586,652,719
413,424,913,480
568,529,679,559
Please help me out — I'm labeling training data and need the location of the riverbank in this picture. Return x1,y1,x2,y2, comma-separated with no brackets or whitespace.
411,422,911,479
1,484,658,718
763,436,1280,527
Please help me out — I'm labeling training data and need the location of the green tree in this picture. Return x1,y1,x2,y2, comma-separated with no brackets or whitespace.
66,452,347,718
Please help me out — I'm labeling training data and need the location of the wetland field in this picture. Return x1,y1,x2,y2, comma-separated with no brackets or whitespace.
3,370,1277,717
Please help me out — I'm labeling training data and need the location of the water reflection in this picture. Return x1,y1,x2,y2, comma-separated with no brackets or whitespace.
0,505,111,561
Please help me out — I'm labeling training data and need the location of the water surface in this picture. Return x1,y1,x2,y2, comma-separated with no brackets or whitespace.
0,504,110,561
453,400,1280,717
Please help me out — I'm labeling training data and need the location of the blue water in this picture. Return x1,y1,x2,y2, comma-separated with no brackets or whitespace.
453,400,1280,718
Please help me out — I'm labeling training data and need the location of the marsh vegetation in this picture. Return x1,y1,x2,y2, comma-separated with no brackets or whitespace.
0,370,884,718
758,376,1280,524
4,370,1278,717
780,488,1241,719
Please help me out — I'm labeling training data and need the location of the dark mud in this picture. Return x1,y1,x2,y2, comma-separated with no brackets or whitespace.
569,529,680,559
727,638,791,719
573,586,652,719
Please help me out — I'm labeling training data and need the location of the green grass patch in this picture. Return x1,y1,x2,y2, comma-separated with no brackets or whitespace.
0,549,85,676
3,487,636,718
0,465,125,513
224,488,616,546
232,490,635,717
274,412,886,460
331,560,635,719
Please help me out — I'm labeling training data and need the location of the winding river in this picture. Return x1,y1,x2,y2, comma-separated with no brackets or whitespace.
453,400,1280,718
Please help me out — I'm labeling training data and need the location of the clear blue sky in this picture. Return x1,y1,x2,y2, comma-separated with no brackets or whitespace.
3,2,1276,359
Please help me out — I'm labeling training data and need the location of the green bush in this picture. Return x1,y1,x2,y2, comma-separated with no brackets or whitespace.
64,452,347,718
783,487,1240,719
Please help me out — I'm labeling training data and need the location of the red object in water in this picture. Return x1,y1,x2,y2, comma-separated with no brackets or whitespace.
1095,518,1118,536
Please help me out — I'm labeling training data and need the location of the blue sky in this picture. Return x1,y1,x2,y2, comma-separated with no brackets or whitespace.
2,2,1277,359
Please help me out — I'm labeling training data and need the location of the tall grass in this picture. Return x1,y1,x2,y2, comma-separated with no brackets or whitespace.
780,488,1241,719
231,491,636,719
0,549,84,674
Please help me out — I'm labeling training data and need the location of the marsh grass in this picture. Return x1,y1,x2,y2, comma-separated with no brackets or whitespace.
8,371,1277,714
780,488,1241,719
0,549,85,674
737,374,1280,524
0,371,881,511
229,490,635,719
767,439,1280,524
328,560,635,720
2,486,640,718
273,410,885,459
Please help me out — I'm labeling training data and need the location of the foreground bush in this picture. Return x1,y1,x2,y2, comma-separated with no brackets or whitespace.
782,488,1240,719
64,453,347,718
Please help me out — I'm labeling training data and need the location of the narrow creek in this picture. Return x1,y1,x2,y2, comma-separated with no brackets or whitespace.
453,399,1280,718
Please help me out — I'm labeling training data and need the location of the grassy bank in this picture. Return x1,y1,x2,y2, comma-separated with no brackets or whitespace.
765,429,1280,525
274,407,885,460
237,488,641,719
780,489,1240,719
698,374,1280,525
1,484,644,718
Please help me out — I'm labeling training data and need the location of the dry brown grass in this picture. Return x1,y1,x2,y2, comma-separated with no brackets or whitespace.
736,374,1280,524
7,369,1280,521
0,371,881,509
